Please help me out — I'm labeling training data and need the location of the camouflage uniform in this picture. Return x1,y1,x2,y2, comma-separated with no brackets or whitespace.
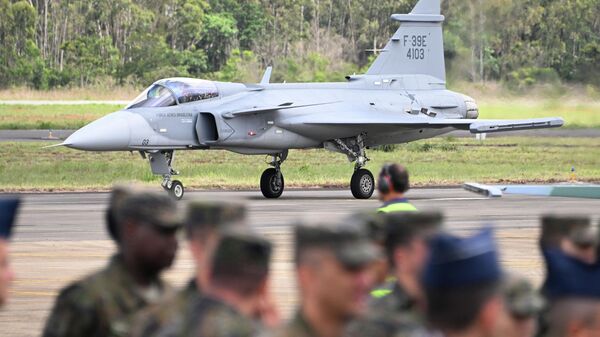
130,279,200,337
42,254,173,337
157,295,262,337
270,311,317,337
345,283,423,337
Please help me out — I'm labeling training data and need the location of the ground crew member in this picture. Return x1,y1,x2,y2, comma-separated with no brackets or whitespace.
345,212,442,337
272,221,380,337
540,240,600,337
500,274,545,337
156,227,273,337
130,200,247,337
0,197,20,308
377,163,417,213
423,228,510,337
540,215,597,265
42,188,181,337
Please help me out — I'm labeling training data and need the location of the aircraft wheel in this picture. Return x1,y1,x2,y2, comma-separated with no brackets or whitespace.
169,180,185,200
260,168,284,199
351,169,375,199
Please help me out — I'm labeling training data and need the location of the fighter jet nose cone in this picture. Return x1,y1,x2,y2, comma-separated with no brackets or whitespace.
65,111,131,151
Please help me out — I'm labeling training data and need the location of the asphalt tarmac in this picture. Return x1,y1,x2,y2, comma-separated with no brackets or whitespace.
2,189,600,336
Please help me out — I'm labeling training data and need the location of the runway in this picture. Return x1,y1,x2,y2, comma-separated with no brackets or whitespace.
2,189,600,337
11,188,600,241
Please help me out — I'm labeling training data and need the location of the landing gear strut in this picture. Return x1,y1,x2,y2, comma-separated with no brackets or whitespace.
147,150,185,200
260,151,287,199
330,134,375,199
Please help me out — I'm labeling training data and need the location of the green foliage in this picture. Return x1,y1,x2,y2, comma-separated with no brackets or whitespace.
506,67,561,90
0,0,598,89
215,49,260,82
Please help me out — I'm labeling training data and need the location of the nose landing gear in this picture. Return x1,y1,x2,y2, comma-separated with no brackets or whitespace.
147,150,185,200
260,151,287,199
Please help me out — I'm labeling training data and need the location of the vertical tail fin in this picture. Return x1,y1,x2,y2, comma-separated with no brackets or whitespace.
366,0,446,82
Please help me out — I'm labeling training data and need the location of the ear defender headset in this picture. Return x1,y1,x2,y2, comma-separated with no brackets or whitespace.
378,164,393,194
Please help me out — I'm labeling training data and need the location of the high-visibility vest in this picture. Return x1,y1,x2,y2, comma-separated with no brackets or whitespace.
378,199,418,213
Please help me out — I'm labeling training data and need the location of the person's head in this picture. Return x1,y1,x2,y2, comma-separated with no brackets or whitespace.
185,200,246,288
424,228,507,337
384,211,442,278
343,211,388,285
541,215,597,264
208,228,272,301
0,197,20,307
541,243,600,337
377,163,410,201
545,299,600,337
105,184,144,243
295,221,380,321
115,191,181,277
498,274,545,337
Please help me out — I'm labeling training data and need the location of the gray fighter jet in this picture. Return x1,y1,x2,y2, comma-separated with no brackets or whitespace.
56,0,564,200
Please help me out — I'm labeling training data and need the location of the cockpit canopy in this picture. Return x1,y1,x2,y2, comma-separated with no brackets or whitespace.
127,78,219,109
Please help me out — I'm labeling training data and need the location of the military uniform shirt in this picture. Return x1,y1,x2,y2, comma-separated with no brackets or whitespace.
42,254,171,337
345,283,423,337
270,311,319,337
157,295,261,337
131,279,201,337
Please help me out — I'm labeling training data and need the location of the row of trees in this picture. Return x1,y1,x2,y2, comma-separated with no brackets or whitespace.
0,0,598,89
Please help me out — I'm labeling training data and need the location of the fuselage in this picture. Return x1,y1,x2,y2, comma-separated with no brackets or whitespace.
64,75,479,155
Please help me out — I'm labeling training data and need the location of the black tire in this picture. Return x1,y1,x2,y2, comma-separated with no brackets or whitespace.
169,180,185,200
260,168,285,199
351,169,375,199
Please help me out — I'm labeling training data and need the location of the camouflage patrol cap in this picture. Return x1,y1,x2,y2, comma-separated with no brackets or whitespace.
295,221,381,269
541,215,593,248
0,197,20,239
343,210,386,243
185,200,246,237
569,226,598,247
384,211,443,247
106,184,145,241
116,190,182,232
502,274,545,318
211,227,272,279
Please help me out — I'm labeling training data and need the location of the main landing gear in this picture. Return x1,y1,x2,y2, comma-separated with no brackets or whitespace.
145,150,185,200
330,134,375,199
260,151,287,199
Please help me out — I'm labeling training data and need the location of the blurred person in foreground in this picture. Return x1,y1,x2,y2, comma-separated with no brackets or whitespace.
156,227,274,337
538,218,600,337
272,221,380,337
423,228,510,337
42,187,181,337
345,211,442,337
130,200,250,337
539,215,597,265
499,274,545,337
0,197,20,309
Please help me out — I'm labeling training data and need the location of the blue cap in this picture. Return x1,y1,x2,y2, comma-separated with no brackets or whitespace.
0,197,20,239
423,228,502,289
542,248,600,299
